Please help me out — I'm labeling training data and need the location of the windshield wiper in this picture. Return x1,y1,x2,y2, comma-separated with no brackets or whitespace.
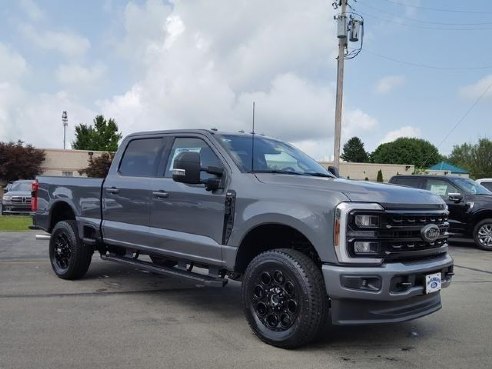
253,170,333,177
252,170,305,176
304,172,334,178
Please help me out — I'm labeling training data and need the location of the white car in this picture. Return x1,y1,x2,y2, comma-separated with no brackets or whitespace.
476,178,492,192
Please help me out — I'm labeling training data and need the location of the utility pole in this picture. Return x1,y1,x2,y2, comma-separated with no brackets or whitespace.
333,0,347,170
332,1,363,169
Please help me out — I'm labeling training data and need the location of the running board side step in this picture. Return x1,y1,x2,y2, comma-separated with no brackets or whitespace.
100,254,228,287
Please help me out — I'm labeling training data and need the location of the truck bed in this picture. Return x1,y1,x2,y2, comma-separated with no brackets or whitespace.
34,176,104,233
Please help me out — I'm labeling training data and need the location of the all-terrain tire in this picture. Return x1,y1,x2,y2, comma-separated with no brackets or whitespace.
241,249,329,349
473,218,492,251
49,220,93,280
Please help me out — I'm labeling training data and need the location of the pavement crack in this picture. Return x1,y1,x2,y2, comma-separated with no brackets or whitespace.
0,287,197,299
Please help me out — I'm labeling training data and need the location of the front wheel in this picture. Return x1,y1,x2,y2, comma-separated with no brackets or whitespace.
241,249,329,348
49,220,93,279
473,219,492,251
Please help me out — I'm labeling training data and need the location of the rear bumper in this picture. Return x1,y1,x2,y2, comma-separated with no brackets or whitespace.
322,254,454,325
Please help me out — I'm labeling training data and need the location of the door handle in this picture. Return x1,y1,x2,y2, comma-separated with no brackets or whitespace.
106,187,120,194
152,191,169,199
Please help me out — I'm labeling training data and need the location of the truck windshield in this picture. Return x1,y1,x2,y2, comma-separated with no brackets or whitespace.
10,182,32,192
217,134,333,177
453,178,491,195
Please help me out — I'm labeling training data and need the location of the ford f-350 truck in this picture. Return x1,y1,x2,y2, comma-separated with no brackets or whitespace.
32,129,454,348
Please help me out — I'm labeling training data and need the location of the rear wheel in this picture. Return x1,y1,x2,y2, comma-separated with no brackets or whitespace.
241,249,329,348
49,220,93,279
473,219,492,251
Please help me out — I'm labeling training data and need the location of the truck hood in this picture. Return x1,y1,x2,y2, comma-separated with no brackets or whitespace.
254,174,446,210
4,191,31,197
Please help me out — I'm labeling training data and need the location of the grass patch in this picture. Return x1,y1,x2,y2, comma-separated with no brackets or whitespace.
0,215,32,231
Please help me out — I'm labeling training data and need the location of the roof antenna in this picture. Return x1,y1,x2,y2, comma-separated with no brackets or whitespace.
251,101,255,173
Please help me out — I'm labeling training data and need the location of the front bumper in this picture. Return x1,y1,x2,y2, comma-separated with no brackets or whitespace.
1,201,32,214
322,254,454,325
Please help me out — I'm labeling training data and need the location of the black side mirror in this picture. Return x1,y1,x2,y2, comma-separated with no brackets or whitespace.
328,166,340,178
172,152,201,184
448,193,463,203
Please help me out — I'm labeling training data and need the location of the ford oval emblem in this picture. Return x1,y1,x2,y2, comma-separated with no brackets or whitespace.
421,224,440,243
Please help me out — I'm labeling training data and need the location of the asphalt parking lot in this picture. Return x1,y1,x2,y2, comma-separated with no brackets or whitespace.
1,231,491,369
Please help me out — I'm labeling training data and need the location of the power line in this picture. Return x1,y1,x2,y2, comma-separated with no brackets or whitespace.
377,0,492,14
437,80,492,149
359,11,492,30
358,1,492,26
364,49,492,71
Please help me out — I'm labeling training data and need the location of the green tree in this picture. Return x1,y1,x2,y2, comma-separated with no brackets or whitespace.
449,139,492,179
341,137,369,162
0,141,45,182
79,153,114,178
376,169,383,182
72,115,122,152
371,137,441,169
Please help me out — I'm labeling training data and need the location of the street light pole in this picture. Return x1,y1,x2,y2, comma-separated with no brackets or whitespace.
62,111,68,150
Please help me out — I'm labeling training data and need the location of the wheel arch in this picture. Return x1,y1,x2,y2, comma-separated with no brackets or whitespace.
472,210,492,226
48,200,77,232
233,222,322,274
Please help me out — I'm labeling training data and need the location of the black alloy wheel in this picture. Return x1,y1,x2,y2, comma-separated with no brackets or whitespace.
242,249,329,348
49,220,92,280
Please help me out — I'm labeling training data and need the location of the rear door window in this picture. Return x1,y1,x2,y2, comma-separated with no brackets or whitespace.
391,177,424,189
119,138,164,177
481,182,492,191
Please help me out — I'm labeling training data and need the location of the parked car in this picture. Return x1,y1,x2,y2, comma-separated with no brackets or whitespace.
389,175,492,250
476,178,492,192
32,130,454,348
1,180,33,215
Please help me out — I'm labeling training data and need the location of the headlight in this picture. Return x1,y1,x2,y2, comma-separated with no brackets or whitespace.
354,214,379,228
3,195,11,201
334,202,384,264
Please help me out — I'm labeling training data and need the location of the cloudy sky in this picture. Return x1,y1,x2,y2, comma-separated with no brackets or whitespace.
0,0,491,160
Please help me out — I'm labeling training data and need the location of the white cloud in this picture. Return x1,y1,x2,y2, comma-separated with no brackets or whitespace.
0,43,28,82
98,0,376,160
381,126,421,144
375,75,406,94
2,0,379,160
19,24,90,58
0,87,96,148
18,0,44,21
55,63,107,88
460,74,492,100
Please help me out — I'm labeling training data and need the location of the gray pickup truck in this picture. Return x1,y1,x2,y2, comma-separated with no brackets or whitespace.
32,129,454,348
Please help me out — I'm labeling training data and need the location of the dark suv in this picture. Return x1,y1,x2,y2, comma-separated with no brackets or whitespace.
389,175,492,250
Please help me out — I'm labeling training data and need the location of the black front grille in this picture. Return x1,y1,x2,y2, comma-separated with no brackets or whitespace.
347,210,449,262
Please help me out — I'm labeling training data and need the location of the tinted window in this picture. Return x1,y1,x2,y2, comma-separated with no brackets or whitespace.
119,138,163,177
164,137,222,180
481,182,492,191
425,179,459,196
390,177,424,189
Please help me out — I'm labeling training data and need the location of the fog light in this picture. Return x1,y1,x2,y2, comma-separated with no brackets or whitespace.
354,241,379,254
354,214,379,228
